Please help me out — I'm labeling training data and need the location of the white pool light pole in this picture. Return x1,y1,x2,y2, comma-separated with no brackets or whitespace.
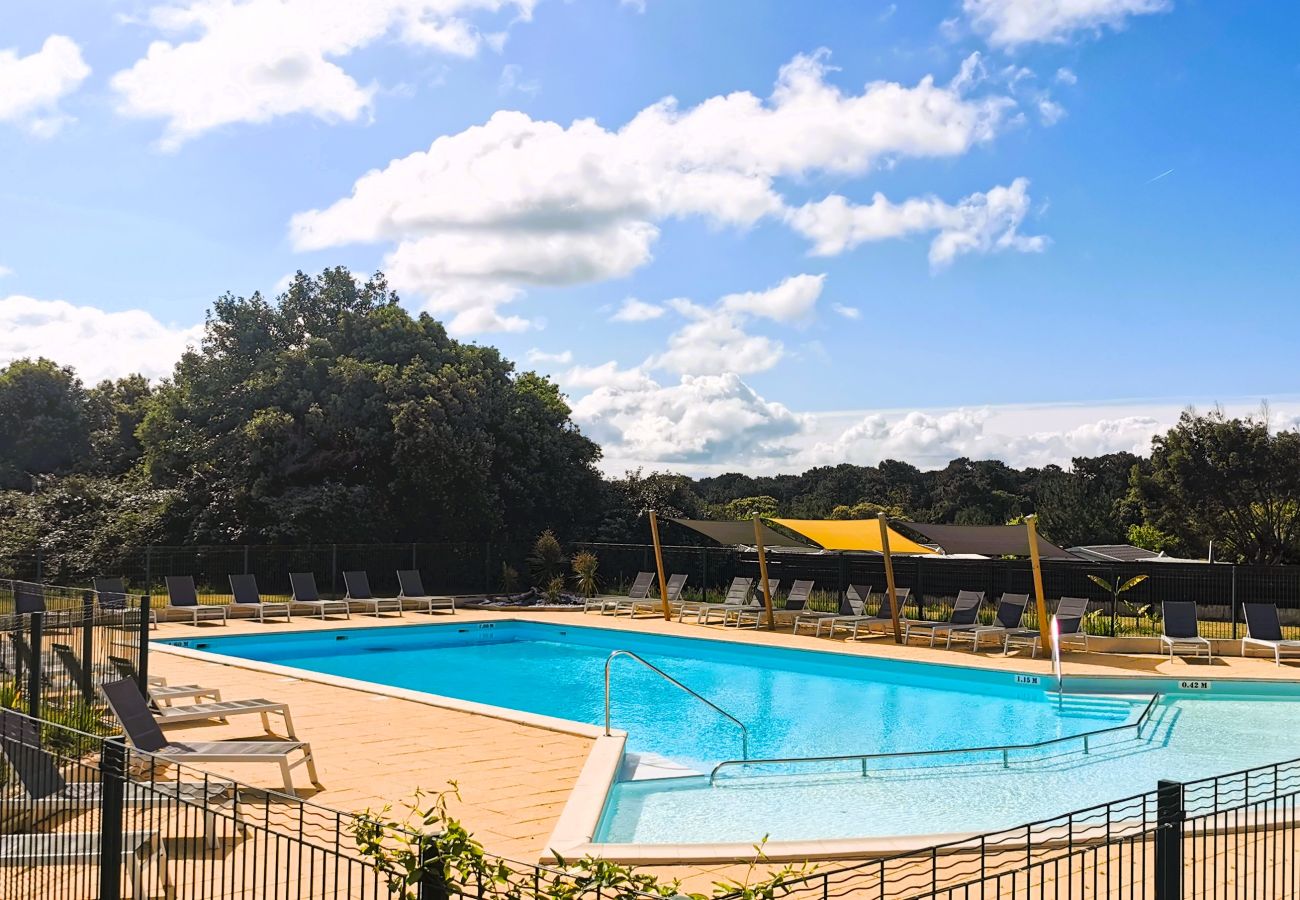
1025,514,1053,656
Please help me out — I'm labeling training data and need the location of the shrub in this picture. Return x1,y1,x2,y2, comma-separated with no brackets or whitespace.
527,530,567,587
499,563,520,595
571,551,600,598
544,575,566,603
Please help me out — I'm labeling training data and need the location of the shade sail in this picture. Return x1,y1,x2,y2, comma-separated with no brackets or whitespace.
771,519,937,555
669,519,812,548
896,523,1072,559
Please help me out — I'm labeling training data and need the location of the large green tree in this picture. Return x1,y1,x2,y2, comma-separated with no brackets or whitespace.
1133,409,1300,563
138,268,603,544
0,359,92,489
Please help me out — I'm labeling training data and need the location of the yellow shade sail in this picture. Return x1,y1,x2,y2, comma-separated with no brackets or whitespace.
771,519,937,555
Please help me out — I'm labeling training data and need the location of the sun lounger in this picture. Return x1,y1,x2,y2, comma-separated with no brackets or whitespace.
675,577,751,622
164,575,228,625
1161,600,1213,660
946,592,1030,651
585,571,653,613
904,591,985,646
109,655,221,707
618,573,688,616
701,578,778,625
1242,603,1300,665
1003,596,1091,656
102,678,321,795
342,570,404,617
93,576,158,629
228,574,292,623
0,831,170,898
733,580,814,628
807,585,871,636
843,588,914,639
287,573,351,620
1,708,238,848
396,570,456,614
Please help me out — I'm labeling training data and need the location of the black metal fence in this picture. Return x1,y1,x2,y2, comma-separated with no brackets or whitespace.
1,543,534,607
577,543,1300,639
713,757,1300,900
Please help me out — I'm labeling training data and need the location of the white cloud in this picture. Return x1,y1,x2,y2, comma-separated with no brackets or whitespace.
0,35,90,136
112,0,536,149
0,266,12,279
963,0,1171,48
831,302,861,320
1055,67,1078,85
573,372,805,468
720,273,824,323
498,63,539,96
0,296,202,382
787,177,1046,265
1037,98,1066,126
611,298,666,323
291,50,1017,331
562,361,656,391
525,348,572,366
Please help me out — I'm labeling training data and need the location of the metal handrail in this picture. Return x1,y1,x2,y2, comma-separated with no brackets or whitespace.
709,693,1161,785
604,650,748,760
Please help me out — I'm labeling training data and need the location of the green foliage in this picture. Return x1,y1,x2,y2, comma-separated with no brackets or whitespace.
499,563,520,595
350,783,809,900
0,359,91,489
571,551,600,598
1133,408,1300,563
544,575,566,603
828,501,906,520
528,530,567,587
1126,523,1179,554
713,496,779,520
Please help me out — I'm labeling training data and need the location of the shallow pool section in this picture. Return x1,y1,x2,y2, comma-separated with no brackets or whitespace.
163,621,1300,845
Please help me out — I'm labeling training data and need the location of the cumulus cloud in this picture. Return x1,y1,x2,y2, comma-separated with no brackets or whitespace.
112,0,535,149
291,50,1018,332
611,298,665,323
572,373,805,467
0,35,90,136
787,177,1046,265
720,273,824,323
963,0,1171,48
805,407,1163,470
831,303,861,320
562,361,656,391
0,296,202,382
1055,67,1078,85
525,348,572,365
0,266,12,279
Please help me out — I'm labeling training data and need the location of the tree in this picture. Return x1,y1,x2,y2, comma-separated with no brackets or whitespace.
85,375,153,475
0,359,91,489
137,267,603,543
714,495,779,520
1133,409,1300,564
1033,452,1143,547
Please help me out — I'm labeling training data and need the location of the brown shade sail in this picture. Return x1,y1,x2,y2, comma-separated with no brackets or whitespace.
668,519,814,548
895,522,1072,559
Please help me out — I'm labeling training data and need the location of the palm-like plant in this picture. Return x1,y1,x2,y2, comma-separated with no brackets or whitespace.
571,551,600,598
1086,573,1150,625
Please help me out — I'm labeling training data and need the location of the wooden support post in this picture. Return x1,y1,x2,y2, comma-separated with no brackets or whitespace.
753,518,775,630
878,514,902,643
1026,514,1052,655
649,511,671,620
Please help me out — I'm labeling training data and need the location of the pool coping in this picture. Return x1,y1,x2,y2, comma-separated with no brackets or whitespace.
151,616,1300,866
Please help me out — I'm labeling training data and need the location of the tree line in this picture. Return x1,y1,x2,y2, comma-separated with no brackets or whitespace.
2,267,1297,582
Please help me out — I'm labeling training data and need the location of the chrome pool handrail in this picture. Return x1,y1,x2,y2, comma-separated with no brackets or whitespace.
604,649,749,760
708,693,1161,786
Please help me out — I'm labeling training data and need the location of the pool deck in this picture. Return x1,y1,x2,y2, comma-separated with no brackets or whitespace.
146,606,1300,888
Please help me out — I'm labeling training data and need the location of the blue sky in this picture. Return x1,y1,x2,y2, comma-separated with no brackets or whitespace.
1,0,1298,475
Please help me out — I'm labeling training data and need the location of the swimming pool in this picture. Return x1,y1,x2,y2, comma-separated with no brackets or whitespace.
162,620,1300,845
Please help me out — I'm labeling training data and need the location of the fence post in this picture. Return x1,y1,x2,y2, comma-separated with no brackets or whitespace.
98,736,128,900
27,611,42,721
79,591,95,701
1155,779,1184,900
418,834,449,900
1230,565,1239,640
136,595,151,697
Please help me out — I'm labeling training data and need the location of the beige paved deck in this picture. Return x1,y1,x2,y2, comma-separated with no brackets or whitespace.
143,605,1300,889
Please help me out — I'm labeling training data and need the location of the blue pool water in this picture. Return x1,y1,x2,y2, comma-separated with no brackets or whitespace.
163,621,1300,844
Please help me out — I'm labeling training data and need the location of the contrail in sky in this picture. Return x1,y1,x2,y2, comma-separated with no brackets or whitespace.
1145,168,1174,184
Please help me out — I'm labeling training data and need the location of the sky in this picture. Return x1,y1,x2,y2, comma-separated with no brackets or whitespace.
1,0,1298,477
